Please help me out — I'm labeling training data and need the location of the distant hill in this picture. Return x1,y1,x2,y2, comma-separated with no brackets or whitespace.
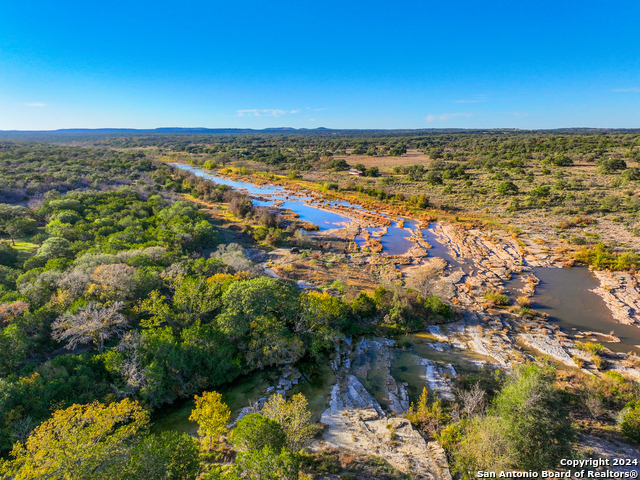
1,126,640,141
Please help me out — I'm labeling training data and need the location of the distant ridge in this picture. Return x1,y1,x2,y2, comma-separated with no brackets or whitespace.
1,127,640,141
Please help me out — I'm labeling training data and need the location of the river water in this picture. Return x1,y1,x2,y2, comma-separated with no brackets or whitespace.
507,268,640,353
175,164,449,257
154,163,639,432
175,162,638,350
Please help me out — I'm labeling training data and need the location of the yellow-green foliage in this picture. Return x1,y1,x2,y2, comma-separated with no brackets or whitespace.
189,391,230,450
1,399,149,479
576,243,640,271
406,388,449,438
483,290,510,306
260,393,317,452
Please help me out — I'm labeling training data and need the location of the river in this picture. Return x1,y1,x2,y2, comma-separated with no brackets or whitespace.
153,163,640,433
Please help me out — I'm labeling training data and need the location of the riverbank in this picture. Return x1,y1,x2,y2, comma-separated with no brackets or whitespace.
160,161,640,478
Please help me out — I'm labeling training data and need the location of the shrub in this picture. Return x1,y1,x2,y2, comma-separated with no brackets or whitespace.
544,154,573,167
597,158,627,174
424,295,452,320
496,181,519,195
529,185,551,199
230,414,287,453
351,292,377,318
483,290,510,306
124,431,200,480
558,219,576,230
189,391,230,450
364,167,379,177
575,243,640,271
577,342,605,355
0,242,19,268
325,158,349,171
425,171,443,185
620,401,640,443
621,168,640,181
406,388,449,438
591,353,607,371
260,393,316,452
35,237,71,260
452,364,576,475
228,193,253,218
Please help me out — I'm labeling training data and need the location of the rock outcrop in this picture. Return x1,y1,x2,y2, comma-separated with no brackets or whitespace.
591,270,640,326
320,375,452,480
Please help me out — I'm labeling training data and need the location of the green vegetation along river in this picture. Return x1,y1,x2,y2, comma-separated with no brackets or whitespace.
151,163,640,435
173,163,635,350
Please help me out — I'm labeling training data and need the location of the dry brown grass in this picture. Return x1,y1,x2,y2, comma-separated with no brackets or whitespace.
336,149,433,170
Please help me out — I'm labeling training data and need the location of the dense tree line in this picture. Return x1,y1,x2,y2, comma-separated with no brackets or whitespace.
0,143,153,204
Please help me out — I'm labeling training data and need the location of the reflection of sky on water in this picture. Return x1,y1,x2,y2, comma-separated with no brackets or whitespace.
174,164,456,255
506,267,640,353
176,164,351,231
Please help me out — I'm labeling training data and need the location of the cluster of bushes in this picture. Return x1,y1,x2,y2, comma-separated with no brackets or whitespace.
0,389,321,480
345,288,453,335
404,360,640,478
575,243,640,271
409,364,576,477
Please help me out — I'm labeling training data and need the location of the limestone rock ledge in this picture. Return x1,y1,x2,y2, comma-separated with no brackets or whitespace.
591,270,640,326
320,374,452,480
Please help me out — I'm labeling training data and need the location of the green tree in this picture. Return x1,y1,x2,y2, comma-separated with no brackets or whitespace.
351,292,377,318
453,363,575,477
546,153,573,167
0,242,18,267
5,218,37,245
325,158,349,171
189,391,230,450
406,387,449,438
0,324,29,376
450,414,514,477
35,237,71,260
216,278,303,368
138,274,230,330
216,277,298,337
425,171,443,185
494,364,576,469
234,446,299,480
229,414,286,453
122,431,199,480
496,181,519,195
364,166,380,177
296,291,346,359
597,157,627,174
208,446,299,480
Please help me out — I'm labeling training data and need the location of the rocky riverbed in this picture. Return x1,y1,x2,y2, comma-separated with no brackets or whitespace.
173,163,640,475
591,270,640,326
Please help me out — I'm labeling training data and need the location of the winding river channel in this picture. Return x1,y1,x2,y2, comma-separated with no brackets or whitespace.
154,163,640,434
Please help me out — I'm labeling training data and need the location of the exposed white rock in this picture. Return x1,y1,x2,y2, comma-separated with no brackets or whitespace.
420,358,455,401
519,333,576,368
428,325,448,342
591,270,640,326
321,375,452,480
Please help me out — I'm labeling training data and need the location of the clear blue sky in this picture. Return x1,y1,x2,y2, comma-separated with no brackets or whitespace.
1,0,640,130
